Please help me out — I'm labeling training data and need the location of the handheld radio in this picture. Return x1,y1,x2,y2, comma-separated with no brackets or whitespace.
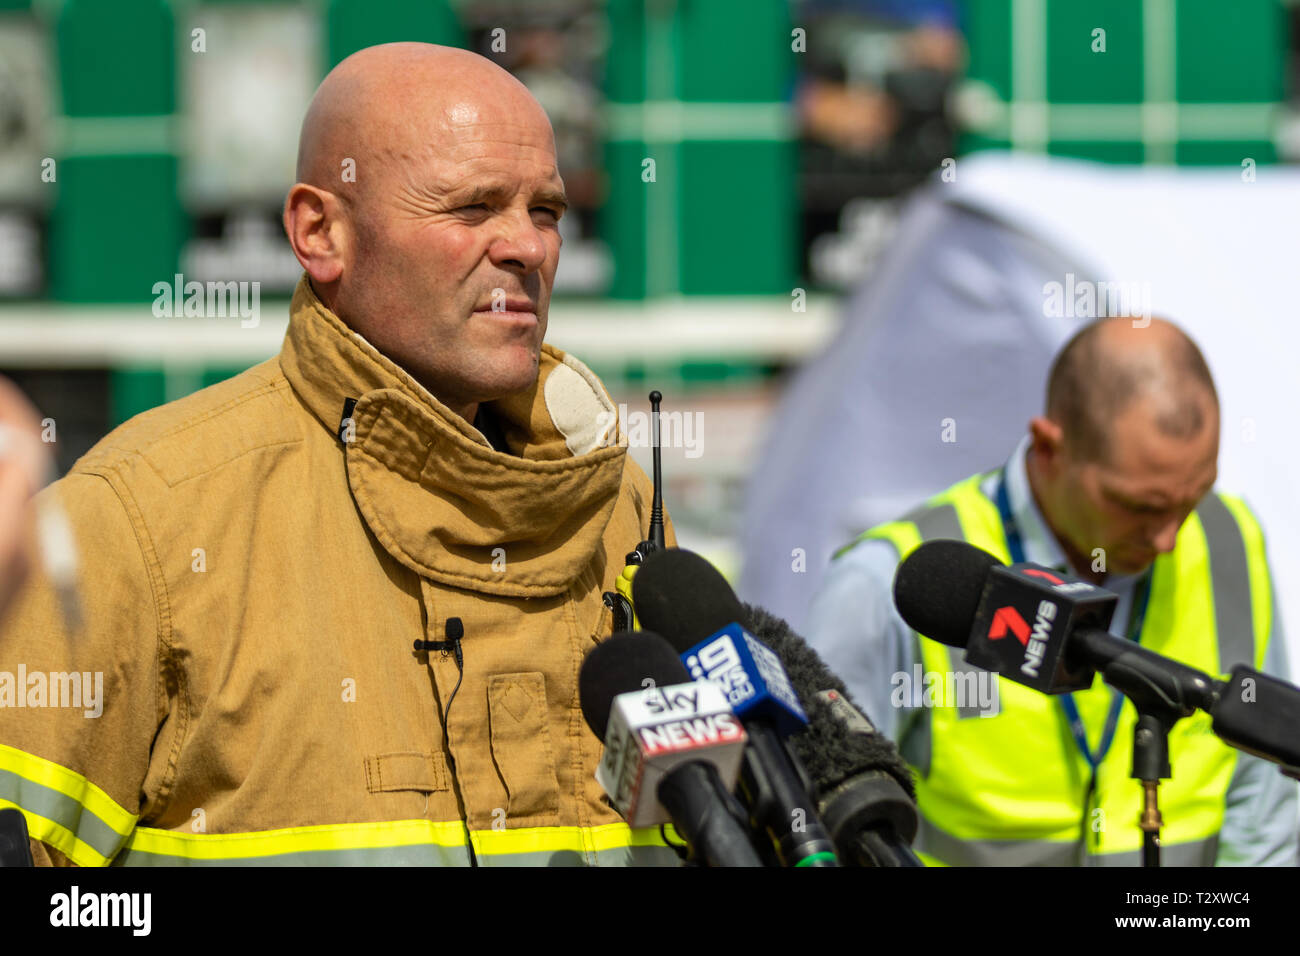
603,390,667,631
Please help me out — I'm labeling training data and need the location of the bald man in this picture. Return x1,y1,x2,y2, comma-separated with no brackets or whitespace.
807,316,1298,866
0,44,680,867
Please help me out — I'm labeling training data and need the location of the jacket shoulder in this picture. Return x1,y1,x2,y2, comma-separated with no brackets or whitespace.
73,358,304,486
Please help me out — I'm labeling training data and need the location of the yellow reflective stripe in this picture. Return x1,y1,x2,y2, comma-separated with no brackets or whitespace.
1217,493,1273,666
120,818,468,863
0,800,110,868
470,822,674,857
116,820,678,866
0,743,138,866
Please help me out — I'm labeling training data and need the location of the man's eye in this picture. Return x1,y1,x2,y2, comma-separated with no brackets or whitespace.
532,207,561,220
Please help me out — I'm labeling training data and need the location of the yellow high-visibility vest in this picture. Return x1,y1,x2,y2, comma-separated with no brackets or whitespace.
839,471,1273,866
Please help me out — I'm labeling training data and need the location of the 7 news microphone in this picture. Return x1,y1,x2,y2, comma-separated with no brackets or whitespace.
892,539,1300,776
578,631,764,867
633,547,922,867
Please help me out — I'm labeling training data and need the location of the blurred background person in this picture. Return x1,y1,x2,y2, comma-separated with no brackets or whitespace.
804,317,1298,866
0,376,48,620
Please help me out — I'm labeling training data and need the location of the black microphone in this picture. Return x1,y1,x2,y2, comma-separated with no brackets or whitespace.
893,540,1218,715
578,631,764,867
893,539,1300,774
0,808,34,867
634,548,843,867
742,602,923,867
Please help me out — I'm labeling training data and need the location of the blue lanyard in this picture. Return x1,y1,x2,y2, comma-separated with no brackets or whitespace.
994,469,1151,771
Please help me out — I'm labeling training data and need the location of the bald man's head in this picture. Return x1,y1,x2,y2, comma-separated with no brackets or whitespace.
1026,316,1221,581
295,44,550,200
283,43,567,423
1047,316,1219,464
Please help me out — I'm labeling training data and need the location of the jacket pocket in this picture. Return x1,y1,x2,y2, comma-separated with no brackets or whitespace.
486,673,560,822
364,752,450,794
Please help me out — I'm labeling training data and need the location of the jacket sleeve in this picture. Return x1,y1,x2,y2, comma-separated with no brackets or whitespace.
804,540,921,744
1215,603,1300,866
0,472,164,866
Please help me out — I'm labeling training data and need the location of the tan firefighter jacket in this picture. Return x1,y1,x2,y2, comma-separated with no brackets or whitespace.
0,276,681,866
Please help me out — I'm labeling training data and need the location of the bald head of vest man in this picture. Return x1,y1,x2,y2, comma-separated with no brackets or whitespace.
1025,316,1220,583
282,42,567,424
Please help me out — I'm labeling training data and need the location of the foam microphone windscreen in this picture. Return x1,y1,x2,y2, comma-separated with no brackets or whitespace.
632,548,745,652
578,631,691,741
891,539,1002,648
744,602,915,802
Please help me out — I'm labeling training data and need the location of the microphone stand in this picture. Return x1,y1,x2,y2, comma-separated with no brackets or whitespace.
1131,711,1172,867
1093,658,1185,867
1071,630,1220,867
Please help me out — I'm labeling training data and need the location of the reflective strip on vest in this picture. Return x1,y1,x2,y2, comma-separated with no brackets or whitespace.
2,745,681,867
113,821,680,867
0,743,137,867
916,815,1219,867
470,824,684,867
1196,493,1261,672
848,479,1270,866
114,820,473,866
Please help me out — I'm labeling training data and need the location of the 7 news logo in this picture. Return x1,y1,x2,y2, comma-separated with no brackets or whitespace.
987,598,1056,679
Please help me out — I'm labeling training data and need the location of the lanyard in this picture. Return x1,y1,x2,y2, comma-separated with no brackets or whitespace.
994,469,1151,771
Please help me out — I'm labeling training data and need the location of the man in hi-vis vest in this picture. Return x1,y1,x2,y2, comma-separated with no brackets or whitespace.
807,316,1297,866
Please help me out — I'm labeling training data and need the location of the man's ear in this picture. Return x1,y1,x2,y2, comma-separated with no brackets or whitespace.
1028,416,1066,475
283,183,347,287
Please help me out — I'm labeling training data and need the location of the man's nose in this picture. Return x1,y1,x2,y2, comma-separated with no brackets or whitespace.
487,209,548,273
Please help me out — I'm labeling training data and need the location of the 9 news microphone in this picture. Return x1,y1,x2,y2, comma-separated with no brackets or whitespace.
633,549,841,867
892,539,1300,774
743,602,922,867
579,631,765,867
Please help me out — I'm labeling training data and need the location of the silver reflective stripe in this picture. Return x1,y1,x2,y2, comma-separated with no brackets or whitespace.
904,502,988,720
904,501,964,544
113,842,473,867
114,835,680,867
1195,494,1256,673
1085,835,1219,868
884,501,970,777
475,844,684,867
0,769,128,862
919,813,1219,866
592,844,684,867
917,814,1080,866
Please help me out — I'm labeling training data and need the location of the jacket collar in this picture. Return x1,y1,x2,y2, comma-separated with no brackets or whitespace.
279,275,629,597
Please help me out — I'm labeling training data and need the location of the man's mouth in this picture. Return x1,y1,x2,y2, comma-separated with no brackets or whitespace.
474,298,537,320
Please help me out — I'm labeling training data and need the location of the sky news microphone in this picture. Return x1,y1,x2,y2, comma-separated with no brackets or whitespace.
633,548,841,867
743,602,922,867
892,539,1300,775
578,631,764,867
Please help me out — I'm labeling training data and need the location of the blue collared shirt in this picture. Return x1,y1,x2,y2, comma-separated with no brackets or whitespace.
805,435,1299,865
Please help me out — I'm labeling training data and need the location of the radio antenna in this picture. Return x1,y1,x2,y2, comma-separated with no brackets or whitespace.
648,390,665,551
